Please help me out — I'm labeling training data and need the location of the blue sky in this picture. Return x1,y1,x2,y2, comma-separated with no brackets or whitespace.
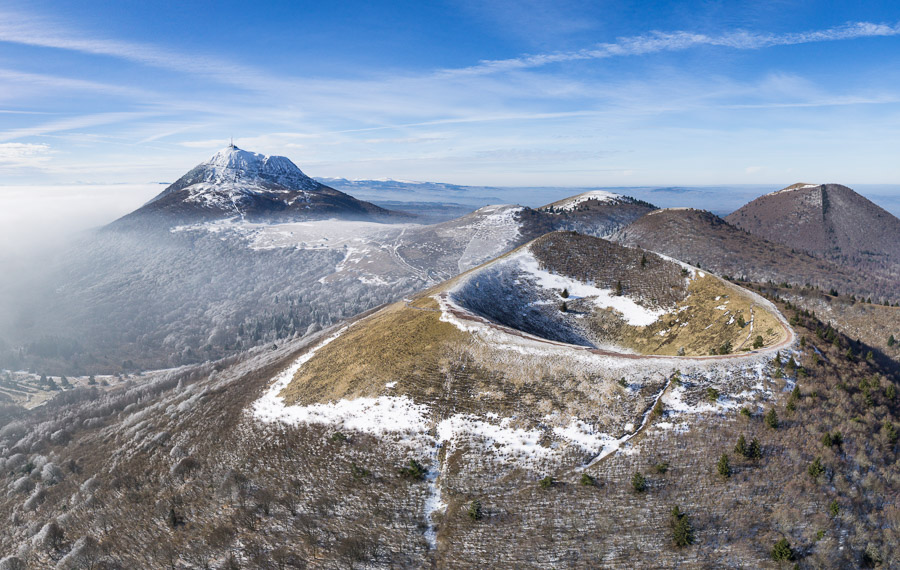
2,0,900,188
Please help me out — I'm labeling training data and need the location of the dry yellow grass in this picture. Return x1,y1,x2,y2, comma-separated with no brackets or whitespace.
615,274,786,356
279,296,469,406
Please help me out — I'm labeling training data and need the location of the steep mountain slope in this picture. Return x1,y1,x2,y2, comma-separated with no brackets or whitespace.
536,190,657,236
726,183,900,281
391,195,656,279
113,145,400,227
1,189,653,375
2,232,895,568
613,208,898,302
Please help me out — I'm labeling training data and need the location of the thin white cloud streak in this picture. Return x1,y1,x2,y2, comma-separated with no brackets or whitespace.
2,8,900,186
2,8,898,136
3,8,898,102
444,21,900,76
0,10,282,92
0,111,161,143
723,96,900,109
0,142,54,168
322,110,609,134
0,68,154,99
0,109,53,114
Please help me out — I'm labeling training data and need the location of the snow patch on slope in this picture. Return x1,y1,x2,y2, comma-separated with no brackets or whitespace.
457,205,523,272
769,183,820,196
253,333,790,467
253,327,429,435
509,249,665,326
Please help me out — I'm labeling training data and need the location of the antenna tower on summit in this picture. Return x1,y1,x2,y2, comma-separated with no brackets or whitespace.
229,136,235,149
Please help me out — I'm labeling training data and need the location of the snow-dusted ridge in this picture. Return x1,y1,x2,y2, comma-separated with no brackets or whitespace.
768,183,820,196
439,246,793,361
251,294,795,471
545,190,623,211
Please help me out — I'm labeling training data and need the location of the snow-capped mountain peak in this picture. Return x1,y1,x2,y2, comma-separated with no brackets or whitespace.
119,146,398,226
197,145,320,191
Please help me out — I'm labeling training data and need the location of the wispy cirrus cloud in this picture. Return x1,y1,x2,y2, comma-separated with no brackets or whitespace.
0,68,154,99
724,95,900,109
3,8,898,94
443,21,900,76
0,142,54,169
0,9,278,91
0,111,160,143
0,109,53,115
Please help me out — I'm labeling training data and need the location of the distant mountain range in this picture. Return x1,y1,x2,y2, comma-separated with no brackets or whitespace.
315,176,507,206
320,177,900,218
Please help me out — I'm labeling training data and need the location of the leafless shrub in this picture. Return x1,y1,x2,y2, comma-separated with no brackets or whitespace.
0,556,26,570
169,456,199,479
23,485,45,511
32,520,64,551
55,535,101,569
10,476,34,494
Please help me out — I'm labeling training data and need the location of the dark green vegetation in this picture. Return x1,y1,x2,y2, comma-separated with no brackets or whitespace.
670,505,694,547
0,283,896,567
716,453,731,479
771,537,794,561
631,472,647,493
466,499,483,521
399,459,427,480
